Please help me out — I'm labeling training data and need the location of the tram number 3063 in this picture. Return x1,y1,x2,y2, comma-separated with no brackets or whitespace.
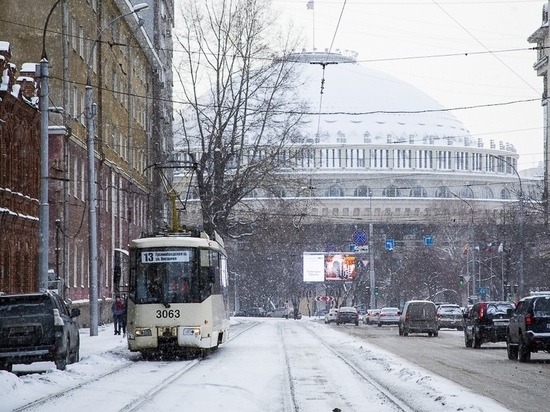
156,309,181,319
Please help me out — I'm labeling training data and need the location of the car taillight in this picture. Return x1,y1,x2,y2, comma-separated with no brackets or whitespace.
478,302,485,319
380,313,386,317
525,314,532,324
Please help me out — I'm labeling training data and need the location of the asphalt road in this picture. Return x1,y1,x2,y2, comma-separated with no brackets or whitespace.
338,322,550,412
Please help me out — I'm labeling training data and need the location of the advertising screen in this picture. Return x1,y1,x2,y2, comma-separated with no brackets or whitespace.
324,253,356,281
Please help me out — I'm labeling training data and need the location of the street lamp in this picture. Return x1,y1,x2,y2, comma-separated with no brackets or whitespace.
37,0,64,293
451,192,476,296
489,155,524,298
86,3,148,336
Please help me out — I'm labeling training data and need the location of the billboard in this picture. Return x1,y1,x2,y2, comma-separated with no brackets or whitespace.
324,253,356,281
303,252,357,282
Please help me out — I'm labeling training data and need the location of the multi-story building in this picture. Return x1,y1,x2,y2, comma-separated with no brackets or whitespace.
0,0,174,303
528,1,550,220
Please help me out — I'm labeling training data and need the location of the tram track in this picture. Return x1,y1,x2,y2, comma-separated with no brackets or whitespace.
293,321,416,412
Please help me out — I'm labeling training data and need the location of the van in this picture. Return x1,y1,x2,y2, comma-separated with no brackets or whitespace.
398,300,438,337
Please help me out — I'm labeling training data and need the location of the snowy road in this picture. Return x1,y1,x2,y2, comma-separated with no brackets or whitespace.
2,317,513,411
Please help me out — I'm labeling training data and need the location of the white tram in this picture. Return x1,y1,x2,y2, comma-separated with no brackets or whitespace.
126,229,230,358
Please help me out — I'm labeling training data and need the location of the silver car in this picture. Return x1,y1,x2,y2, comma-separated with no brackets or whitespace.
378,307,400,326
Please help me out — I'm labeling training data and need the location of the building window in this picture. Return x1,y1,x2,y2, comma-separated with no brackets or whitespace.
481,187,494,199
354,186,372,197
326,185,344,197
435,186,451,198
500,188,511,199
383,185,400,197
459,186,474,198
410,185,427,197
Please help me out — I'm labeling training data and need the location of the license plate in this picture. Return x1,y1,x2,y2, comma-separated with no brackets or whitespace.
9,326,35,335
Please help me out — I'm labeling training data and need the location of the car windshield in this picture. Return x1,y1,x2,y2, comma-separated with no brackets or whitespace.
486,303,514,315
439,307,462,314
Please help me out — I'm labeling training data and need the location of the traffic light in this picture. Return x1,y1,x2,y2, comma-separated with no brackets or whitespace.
459,275,464,286
375,288,380,297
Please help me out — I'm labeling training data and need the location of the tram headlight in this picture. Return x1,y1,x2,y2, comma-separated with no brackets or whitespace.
182,327,201,336
134,328,152,337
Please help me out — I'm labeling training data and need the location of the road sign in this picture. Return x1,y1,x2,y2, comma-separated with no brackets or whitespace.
315,296,335,302
423,235,433,246
349,243,356,252
385,239,394,250
352,230,367,245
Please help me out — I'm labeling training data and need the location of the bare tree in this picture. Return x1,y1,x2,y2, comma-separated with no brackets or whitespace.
172,0,307,237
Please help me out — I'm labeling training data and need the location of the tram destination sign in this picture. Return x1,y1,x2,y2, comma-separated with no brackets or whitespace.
141,250,190,263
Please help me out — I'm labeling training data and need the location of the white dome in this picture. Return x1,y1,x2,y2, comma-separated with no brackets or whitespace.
294,51,471,146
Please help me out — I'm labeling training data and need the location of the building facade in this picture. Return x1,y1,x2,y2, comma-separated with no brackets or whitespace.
0,0,174,301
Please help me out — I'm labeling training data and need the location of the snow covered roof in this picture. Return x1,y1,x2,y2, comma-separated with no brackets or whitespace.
293,51,472,147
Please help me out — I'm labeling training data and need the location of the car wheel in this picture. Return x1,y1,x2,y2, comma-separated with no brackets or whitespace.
70,339,80,364
507,337,518,360
464,331,473,348
0,362,12,372
472,329,481,349
518,335,531,363
378,323,382,327
428,332,433,337
55,337,71,370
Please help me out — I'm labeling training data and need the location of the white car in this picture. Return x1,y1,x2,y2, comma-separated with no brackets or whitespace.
324,308,338,324
377,307,400,326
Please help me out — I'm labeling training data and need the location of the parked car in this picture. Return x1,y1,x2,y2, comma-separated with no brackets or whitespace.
507,293,550,362
336,306,359,325
0,291,81,372
363,309,381,325
266,307,291,318
377,307,400,326
398,300,438,337
245,307,267,317
436,304,464,330
463,301,515,348
324,308,338,324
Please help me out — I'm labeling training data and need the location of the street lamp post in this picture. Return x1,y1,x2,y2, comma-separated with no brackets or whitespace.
452,193,476,296
38,0,64,293
85,3,148,336
490,155,524,297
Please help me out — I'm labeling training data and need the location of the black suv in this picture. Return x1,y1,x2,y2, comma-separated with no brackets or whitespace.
0,291,81,372
463,301,515,348
507,293,550,362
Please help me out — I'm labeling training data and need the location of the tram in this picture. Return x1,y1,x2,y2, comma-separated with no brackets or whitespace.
126,228,230,358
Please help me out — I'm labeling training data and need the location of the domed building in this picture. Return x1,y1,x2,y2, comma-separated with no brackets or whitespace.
176,50,540,227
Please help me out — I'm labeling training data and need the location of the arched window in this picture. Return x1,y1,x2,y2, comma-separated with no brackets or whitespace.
354,186,372,197
480,187,494,199
459,186,474,198
326,185,344,197
410,185,427,197
383,185,400,197
435,186,451,198
500,188,511,199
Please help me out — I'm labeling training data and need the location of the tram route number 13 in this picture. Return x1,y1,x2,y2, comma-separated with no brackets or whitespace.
156,309,181,318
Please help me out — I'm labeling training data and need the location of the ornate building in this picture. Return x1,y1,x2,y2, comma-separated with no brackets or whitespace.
0,0,174,303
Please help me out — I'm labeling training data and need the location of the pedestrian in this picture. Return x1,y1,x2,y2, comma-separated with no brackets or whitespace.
112,295,126,336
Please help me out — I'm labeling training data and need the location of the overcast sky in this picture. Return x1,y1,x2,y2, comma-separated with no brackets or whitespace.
273,0,545,170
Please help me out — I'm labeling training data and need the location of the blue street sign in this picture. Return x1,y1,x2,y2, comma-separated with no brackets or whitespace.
349,243,356,252
352,230,367,245
423,235,433,246
385,239,395,250
478,286,487,296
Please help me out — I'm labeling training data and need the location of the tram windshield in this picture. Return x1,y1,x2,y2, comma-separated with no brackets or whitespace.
129,247,217,305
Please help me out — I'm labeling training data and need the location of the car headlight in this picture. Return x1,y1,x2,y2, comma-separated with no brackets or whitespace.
182,327,201,336
135,328,152,337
